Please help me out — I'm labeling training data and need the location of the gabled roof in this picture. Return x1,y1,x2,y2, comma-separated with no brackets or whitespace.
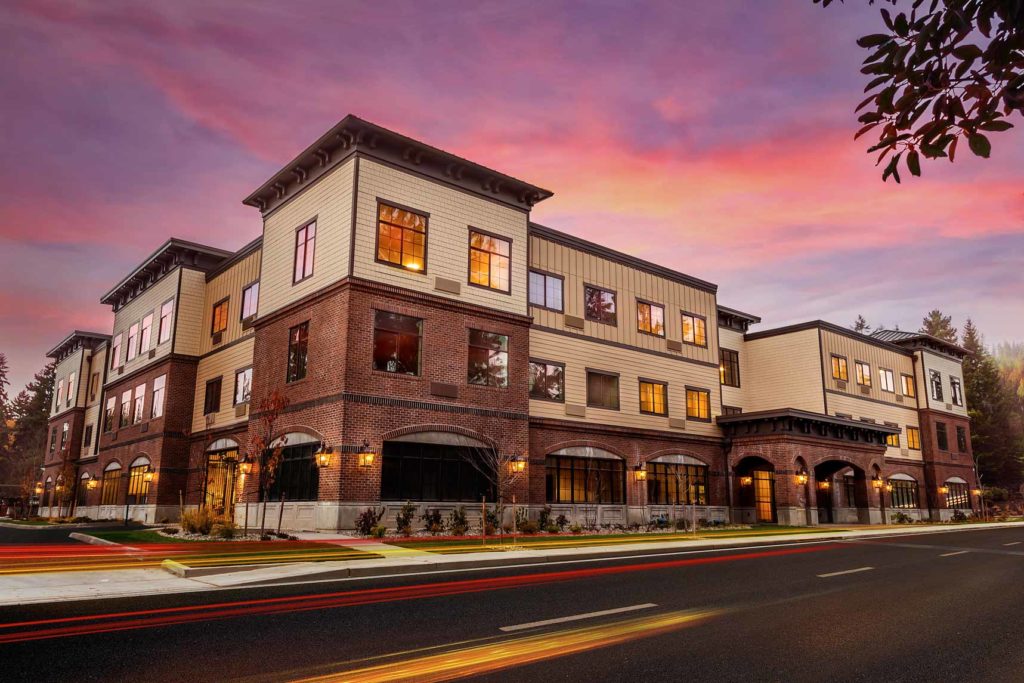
870,329,970,358
46,331,110,360
100,238,233,309
744,320,912,354
243,115,554,215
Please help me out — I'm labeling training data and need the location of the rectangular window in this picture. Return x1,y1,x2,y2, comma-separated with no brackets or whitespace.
528,360,565,402
60,422,68,448
929,369,943,401
885,427,901,448
241,282,259,320
636,301,665,336
66,373,75,407
372,312,421,376
907,426,921,450
831,355,848,381
104,396,116,432
83,424,93,449
377,202,426,272
950,377,964,406
467,329,509,387
234,367,252,405
119,390,132,428
586,370,619,410
90,372,100,402
956,425,968,452
100,468,121,505
686,387,711,421
139,313,153,354
204,377,222,415
855,361,871,387
211,298,229,335
49,428,56,452
584,285,617,325
468,230,511,292
936,422,949,451
545,455,625,504
647,462,709,505
158,299,174,344
294,221,317,282
132,383,145,424
151,375,166,419
286,322,310,382
56,379,64,412
879,368,895,393
126,323,139,361
720,348,740,387
681,312,707,347
110,333,122,369
528,270,563,311
639,380,668,416
901,373,916,397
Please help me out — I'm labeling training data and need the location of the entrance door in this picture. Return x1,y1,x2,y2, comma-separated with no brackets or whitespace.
753,470,776,523
204,451,238,516
817,482,834,524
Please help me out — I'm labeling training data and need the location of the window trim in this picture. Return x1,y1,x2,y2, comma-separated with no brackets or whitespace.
466,328,509,388
126,322,139,361
375,198,429,274
831,354,849,382
527,269,564,312
233,366,253,406
685,386,712,422
635,298,666,338
583,283,618,326
210,297,230,336
158,298,175,345
935,421,949,451
950,377,964,406
719,348,741,388
879,367,896,393
286,321,310,383
292,217,318,285
372,310,423,377
956,425,968,452
240,280,260,321
528,358,566,403
203,377,222,416
585,368,621,411
929,369,943,401
680,311,708,348
638,378,669,416
854,359,872,387
906,426,922,450
900,373,916,398
466,226,512,294
139,312,153,355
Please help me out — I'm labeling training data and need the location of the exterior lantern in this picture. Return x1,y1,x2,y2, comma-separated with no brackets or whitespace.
795,468,809,486
509,456,526,474
143,469,155,483
34,482,43,495
634,464,647,481
817,480,830,491
971,488,982,497
885,483,893,493
358,441,376,468
239,459,253,475
87,477,98,490
938,485,950,495
315,444,332,468
871,475,884,490
740,475,753,487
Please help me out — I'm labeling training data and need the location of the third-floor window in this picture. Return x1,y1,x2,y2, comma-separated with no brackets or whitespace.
681,312,707,347
720,348,740,387
294,221,316,283
879,368,895,393
639,379,668,416
158,299,174,344
211,298,229,336
241,282,259,320
950,377,964,406
855,361,871,387
126,323,139,361
468,230,510,292
929,369,943,401
901,373,916,397
584,285,616,325
140,313,153,354
636,301,665,336
831,355,848,381
110,333,122,370
528,270,563,311
377,202,426,272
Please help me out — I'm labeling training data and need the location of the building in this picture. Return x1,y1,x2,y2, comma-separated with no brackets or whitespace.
37,115,980,528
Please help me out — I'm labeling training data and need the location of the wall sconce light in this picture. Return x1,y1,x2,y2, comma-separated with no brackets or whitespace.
817,480,830,490
509,455,526,474
634,464,647,481
87,478,98,490
871,475,884,489
971,488,982,497
315,444,332,468
358,441,375,468
239,459,253,475
938,485,950,495
143,469,155,483
795,468,809,486
885,483,893,493
34,483,43,495
740,476,753,487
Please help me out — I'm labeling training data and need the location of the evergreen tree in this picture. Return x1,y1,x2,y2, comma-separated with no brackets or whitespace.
920,310,957,342
0,363,54,490
852,315,871,333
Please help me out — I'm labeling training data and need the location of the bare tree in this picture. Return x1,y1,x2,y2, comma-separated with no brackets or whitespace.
465,444,527,537
244,390,289,536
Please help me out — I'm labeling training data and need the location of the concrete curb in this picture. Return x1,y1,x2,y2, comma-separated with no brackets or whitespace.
69,532,122,546
161,559,274,579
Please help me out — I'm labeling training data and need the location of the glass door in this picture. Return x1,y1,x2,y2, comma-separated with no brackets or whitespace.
204,450,238,516
753,470,776,523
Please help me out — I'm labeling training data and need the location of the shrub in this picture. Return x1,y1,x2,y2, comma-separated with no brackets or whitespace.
544,524,559,533
952,509,968,522
447,506,468,536
396,501,417,536
371,525,387,539
421,508,443,535
355,507,386,536
555,514,569,531
486,505,503,531
891,511,913,524
518,520,539,534
213,520,238,539
484,522,496,536
71,516,92,523
163,527,180,535
538,505,553,529
181,508,216,535
570,523,583,535
514,507,529,530
674,518,689,531
260,533,273,541
984,487,1009,502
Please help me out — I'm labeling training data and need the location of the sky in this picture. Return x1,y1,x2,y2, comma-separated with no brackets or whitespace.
1,0,1022,392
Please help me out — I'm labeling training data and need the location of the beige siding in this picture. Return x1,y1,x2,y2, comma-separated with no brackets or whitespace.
827,393,922,461
529,234,718,365
353,159,529,315
51,349,85,416
743,329,824,413
718,327,747,410
82,344,106,408
919,350,969,417
80,403,100,459
258,159,355,318
173,269,207,357
191,337,256,434
820,329,916,407
108,269,180,382
529,329,721,438
198,250,261,356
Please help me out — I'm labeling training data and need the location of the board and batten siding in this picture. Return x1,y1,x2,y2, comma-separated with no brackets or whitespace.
718,327,747,411
51,349,84,417
742,329,824,413
820,329,915,407
352,159,529,316
529,329,722,438
826,393,922,461
107,269,180,385
198,250,261,356
917,350,969,417
80,403,101,459
191,336,256,434
258,158,355,318
173,268,208,357
528,234,718,366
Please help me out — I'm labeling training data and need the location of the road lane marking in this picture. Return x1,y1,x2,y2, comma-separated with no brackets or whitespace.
940,550,970,557
500,603,658,632
1002,542,1021,547
817,566,873,578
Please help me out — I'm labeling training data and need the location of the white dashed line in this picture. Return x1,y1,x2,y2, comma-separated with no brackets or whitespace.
1002,542,1021,547
817,566,874,578
940,550,970,557
500,603,658,632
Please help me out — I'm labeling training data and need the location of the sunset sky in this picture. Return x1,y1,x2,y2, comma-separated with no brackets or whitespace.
1,0,1022,392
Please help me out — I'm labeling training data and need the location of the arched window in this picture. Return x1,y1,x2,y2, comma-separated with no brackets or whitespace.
888,473,918,509
647,454,709,506
945,477,970,509
77,472,91,507
545,447,625,504
127,457,152,506
379,432,494,502
101,462,122,506
41,477,53,507
261,433,321,502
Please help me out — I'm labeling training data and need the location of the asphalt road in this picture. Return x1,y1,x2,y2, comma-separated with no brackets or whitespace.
2,526,1022,682
0,522,134,545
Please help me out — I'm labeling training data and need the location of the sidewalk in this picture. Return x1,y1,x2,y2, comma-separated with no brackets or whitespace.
2,521,1022,606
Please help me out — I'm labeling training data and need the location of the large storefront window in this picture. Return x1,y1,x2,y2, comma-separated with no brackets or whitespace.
100,465,122,505
126,459,151,505
263,444,319,502
889,477,919,509
946,482,970,509
381,441,495,502
647,462,708,505
545,454,625,504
